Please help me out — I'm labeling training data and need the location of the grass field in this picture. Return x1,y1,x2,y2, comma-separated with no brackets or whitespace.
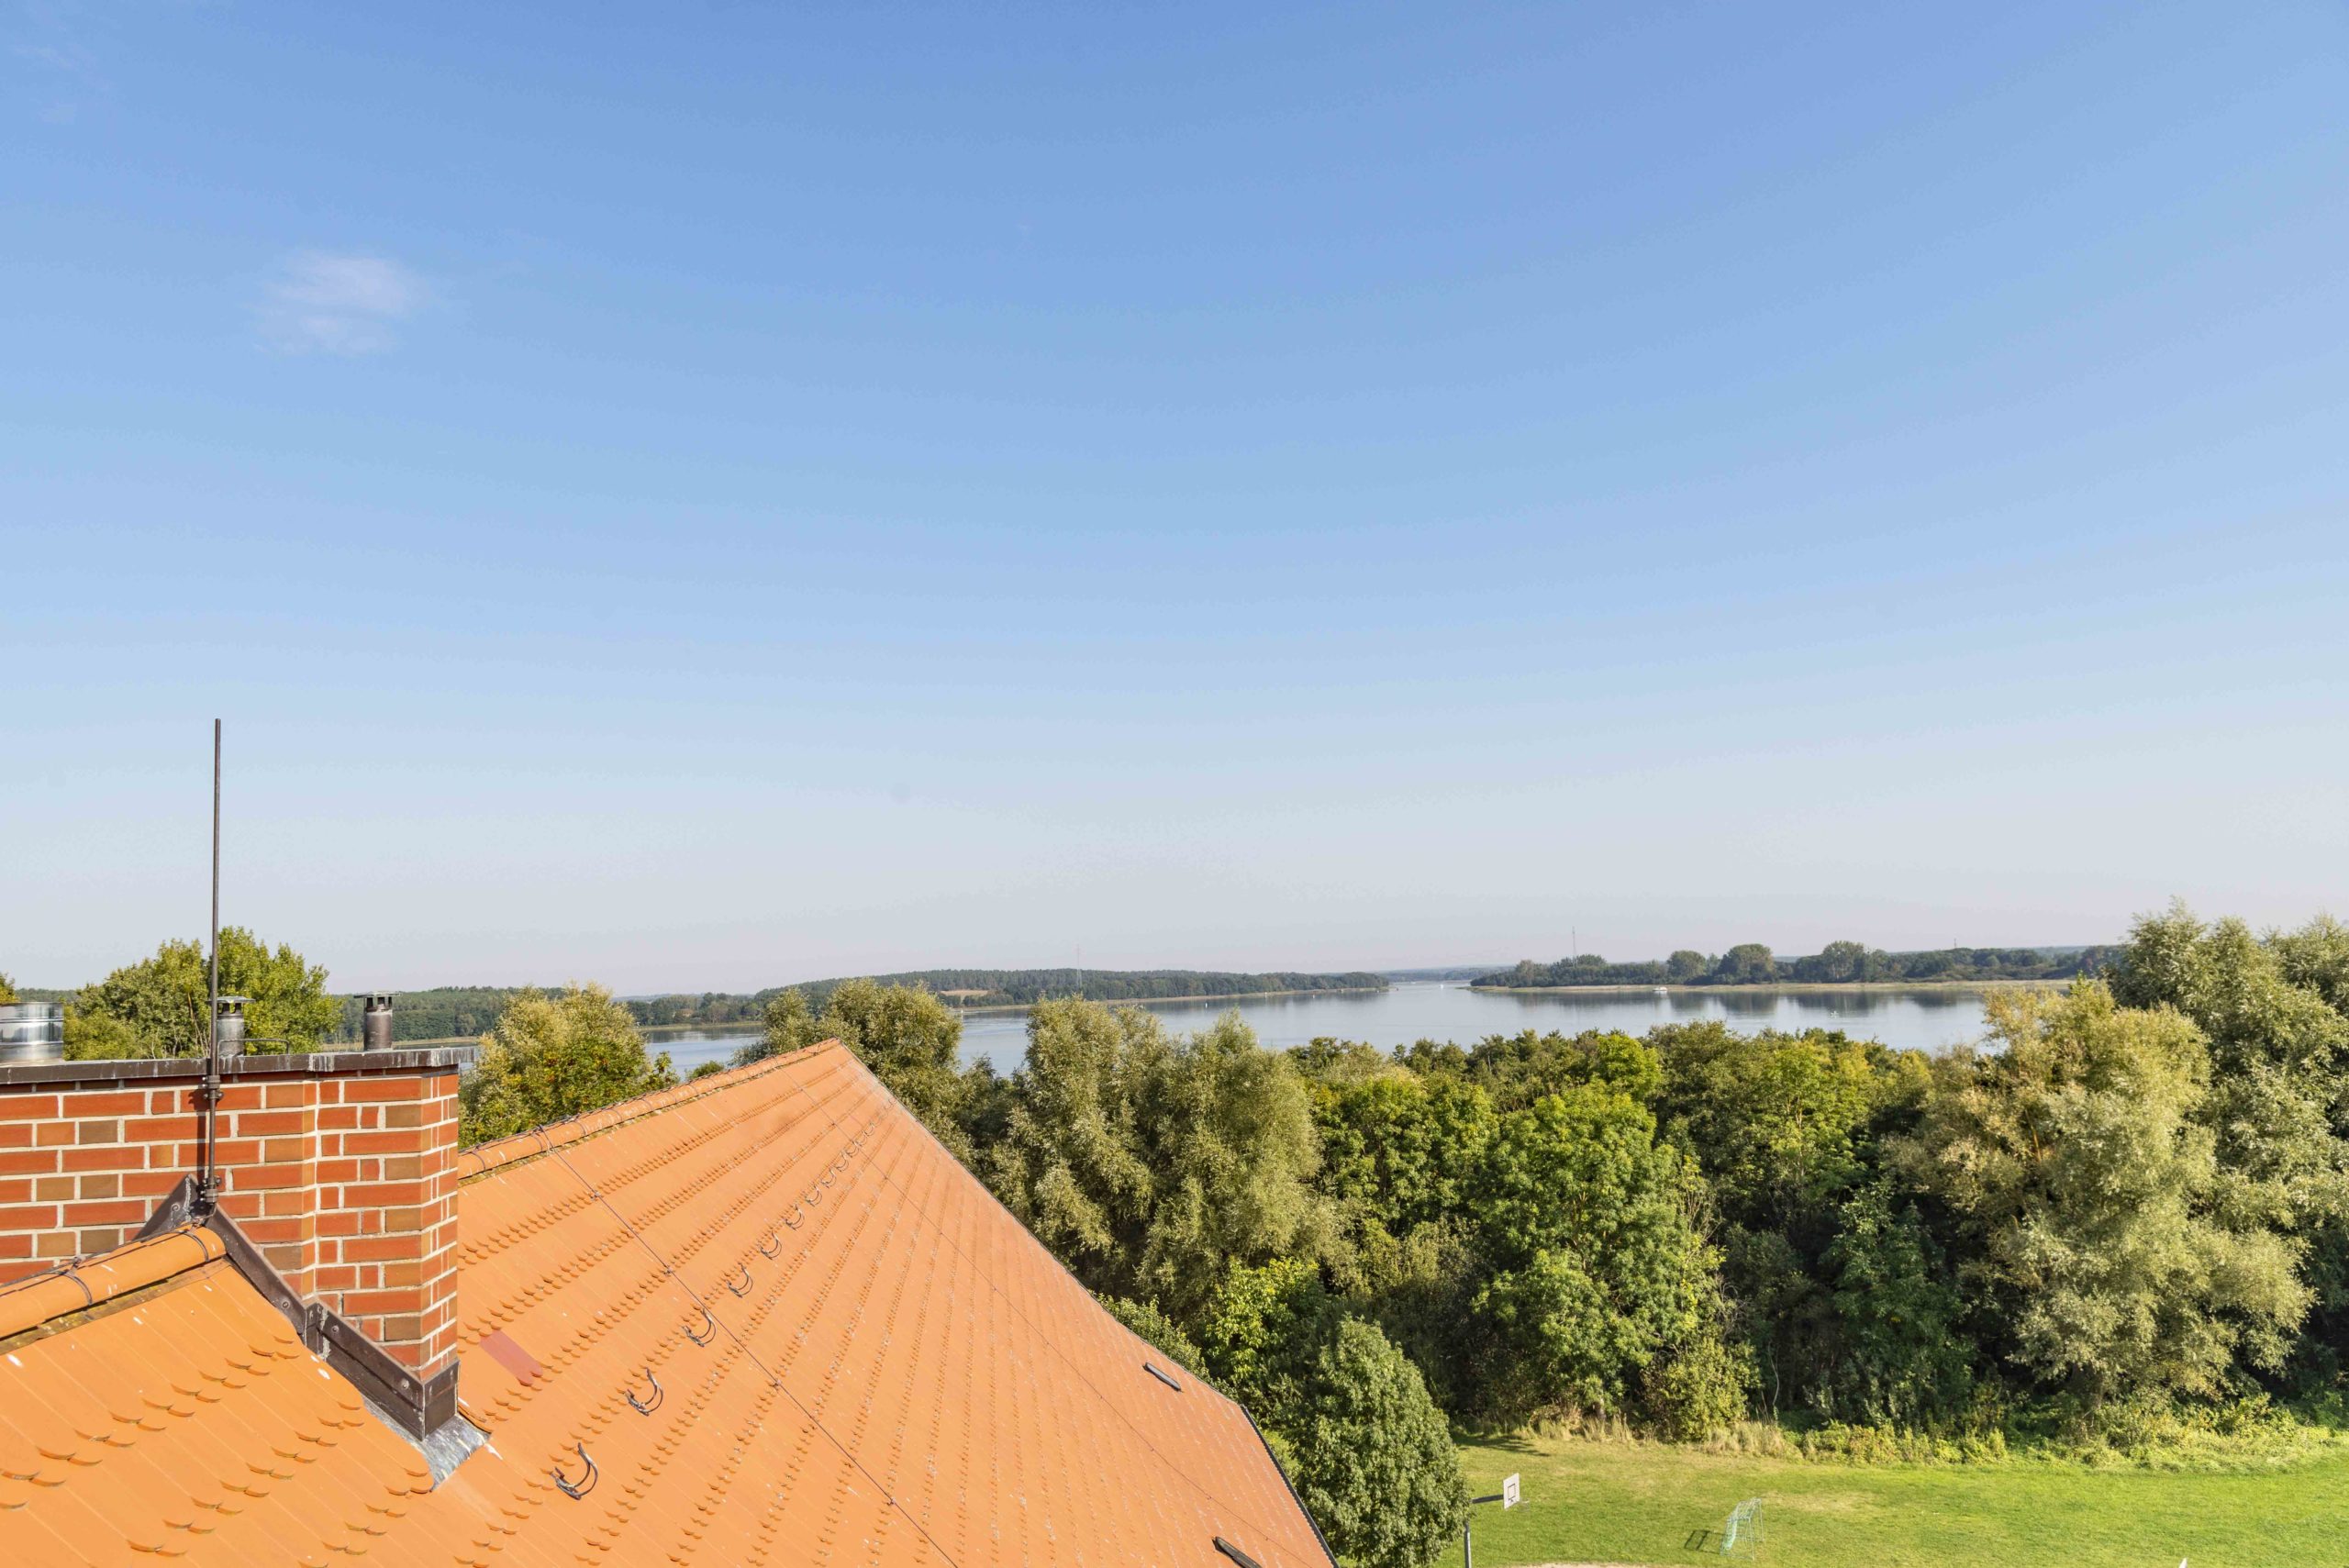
1455,1431,2349,1568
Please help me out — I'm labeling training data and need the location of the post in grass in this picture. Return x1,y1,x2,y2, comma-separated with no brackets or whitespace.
1463,1472,1519,1567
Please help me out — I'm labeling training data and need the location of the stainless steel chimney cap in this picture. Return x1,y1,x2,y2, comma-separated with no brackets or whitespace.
0,1002,65,1065
214,995,250,1057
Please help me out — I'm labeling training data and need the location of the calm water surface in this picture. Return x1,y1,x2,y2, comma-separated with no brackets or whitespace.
657,983,2001,1075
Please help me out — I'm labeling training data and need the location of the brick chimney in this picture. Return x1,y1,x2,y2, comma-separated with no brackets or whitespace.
0,1048,465,1386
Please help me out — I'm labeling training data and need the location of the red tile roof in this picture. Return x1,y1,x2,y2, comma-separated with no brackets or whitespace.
0,1041,1333,1566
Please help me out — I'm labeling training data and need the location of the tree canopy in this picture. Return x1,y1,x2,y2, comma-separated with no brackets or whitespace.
63,929,339,1059
459,984,677,1146
985,1001,1328,1318
1898,984,2309,1406
1467,1084,1733,1424
337,911,2349,1482
2104,904,2349,1388
1478,942,2119,990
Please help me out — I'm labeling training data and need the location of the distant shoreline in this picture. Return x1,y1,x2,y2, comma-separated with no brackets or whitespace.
353,1018,769,1050
1468,978,2053,995
359,984,1397,1048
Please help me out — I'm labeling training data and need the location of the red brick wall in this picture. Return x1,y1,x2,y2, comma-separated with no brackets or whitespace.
301,1069,462,1374
0,1056,461,1378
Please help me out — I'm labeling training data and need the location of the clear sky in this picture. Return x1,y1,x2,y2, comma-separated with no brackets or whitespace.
7,3,2347,993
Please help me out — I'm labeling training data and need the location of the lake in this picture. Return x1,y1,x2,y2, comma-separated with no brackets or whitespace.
653,982,2005,1075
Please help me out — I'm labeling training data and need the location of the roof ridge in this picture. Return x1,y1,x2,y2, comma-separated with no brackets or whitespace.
453,1037,842,1181
0,1224,228,1340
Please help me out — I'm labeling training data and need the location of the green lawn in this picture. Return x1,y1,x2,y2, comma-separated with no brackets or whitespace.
1454,1432,2349,1568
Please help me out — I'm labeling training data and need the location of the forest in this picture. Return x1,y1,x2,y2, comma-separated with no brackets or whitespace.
303,967,1387,1043
1477,940,2119,988
780,965,1387,1007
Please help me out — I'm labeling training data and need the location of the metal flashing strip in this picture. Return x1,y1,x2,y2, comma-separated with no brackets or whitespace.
310,1298,462,1438
137,1176,463,1444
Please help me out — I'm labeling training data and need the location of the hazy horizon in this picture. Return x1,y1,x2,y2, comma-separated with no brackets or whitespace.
9,5,2347,991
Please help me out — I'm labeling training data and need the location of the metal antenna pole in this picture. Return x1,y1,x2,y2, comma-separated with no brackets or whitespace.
197,719,222,1213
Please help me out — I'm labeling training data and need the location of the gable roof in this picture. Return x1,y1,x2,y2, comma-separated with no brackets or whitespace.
0,1040,1333,1567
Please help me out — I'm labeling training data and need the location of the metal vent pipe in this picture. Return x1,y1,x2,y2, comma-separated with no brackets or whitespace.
214,996,248,1059
362,993,395,1052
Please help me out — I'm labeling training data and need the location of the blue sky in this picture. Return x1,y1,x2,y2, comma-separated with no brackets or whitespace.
6,2,2347,992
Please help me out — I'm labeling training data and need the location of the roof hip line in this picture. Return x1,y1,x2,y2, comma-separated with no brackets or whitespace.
783,1057,1340,1566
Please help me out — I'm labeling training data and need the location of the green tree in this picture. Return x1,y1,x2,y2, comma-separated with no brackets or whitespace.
1458,1029,1662,1113
1652,1024,1909,1233
1289,1036,1398,1089
1130,1012,1329,1316
63,929,339,1060
1818,940,1867,983
1193,1262,1466,1568
1822,1180,1974,1426
1198,1257,1339,1424
738,980,976,1156
461,984,677,1145
986,1001,1328,1319
1665,950,1709,984
0,972,17,1004
2273,914,2349,1014
2110,905,2349,1386
1288,1318,1468,1568
1308,1067,1495,1284
1641,1291,1759,1441
985,998,1159,1288
1713,944,1779,984
1649,1022,1946,1428
1468,1084,1731,1425
813,978,971,1156
739,987,829,1062
1899,984,2309,1406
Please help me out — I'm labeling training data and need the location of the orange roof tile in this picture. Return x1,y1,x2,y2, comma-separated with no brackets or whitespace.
0,1041,1332,1567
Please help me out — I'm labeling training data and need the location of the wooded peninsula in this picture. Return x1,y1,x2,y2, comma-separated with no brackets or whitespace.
1475,942,2118,989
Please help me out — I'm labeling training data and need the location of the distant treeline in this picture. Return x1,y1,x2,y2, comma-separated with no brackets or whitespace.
1475,942,2120,990
787,968,1388,1008
331,968,1386,1041
329,987,552,1042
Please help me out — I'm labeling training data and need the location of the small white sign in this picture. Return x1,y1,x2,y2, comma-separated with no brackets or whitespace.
1501,1473,1520,1510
